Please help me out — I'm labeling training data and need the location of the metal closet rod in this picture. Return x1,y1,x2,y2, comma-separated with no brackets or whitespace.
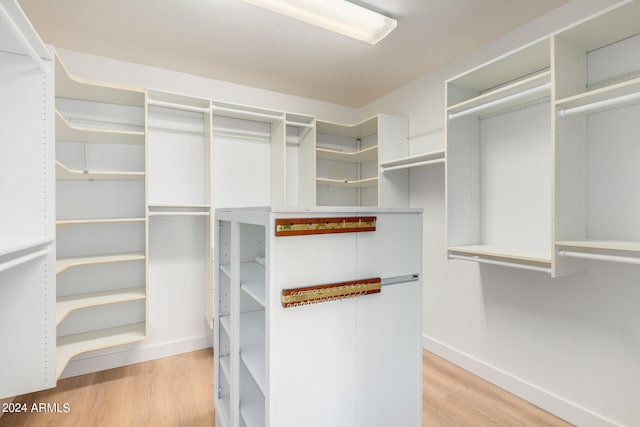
448,253,552,273
448,82,551,120
212,105,284,121
557,90,640,117
0,248,49,274
557,250,640,265
0,2,48,72
382,158,445,172
147,99,210,114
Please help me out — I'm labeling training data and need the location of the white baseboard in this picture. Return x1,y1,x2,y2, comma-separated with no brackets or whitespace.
60,334,213,379
422,335,618,427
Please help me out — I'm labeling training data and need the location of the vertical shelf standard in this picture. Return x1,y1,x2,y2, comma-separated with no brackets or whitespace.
0,0,56,399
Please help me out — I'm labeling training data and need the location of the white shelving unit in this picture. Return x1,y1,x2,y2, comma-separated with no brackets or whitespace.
445,1,640,276
214,207,422,427
212,102,285,208
146,89,214,327
446,38,554,274
0,0,55,399
316,117,380,207
54,52,147,378
554,1,640,272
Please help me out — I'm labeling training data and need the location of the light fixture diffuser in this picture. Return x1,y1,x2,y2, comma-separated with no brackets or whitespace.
239,0,397,45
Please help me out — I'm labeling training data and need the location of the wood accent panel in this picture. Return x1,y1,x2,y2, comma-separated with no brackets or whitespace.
275,216,376,236
281,278,381,307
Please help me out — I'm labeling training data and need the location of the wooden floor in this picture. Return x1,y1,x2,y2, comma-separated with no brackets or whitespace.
0,349,572,427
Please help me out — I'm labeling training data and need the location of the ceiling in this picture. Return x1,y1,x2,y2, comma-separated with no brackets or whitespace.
18,0,570,107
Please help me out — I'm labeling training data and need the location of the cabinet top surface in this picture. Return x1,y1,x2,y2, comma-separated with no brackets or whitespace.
215,205,423,214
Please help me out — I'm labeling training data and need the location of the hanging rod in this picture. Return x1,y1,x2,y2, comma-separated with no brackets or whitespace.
557,250,640,265
382,158,445,172
0,248,49,274
557,91,640,117
448,82,551,120
448,253,551,273
147,99,210,114
286,120,314,128
0,2,48,72
212,105,284,122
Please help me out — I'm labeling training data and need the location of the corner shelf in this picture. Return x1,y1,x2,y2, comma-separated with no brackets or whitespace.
56,252,146,275
316,177,378,189
55,110,145,145
316,145,378,163
56,286,146,326
56,322,146,379
56,160,145,181
55,52,144,106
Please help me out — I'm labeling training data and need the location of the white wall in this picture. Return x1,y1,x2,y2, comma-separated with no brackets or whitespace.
361,0,640,426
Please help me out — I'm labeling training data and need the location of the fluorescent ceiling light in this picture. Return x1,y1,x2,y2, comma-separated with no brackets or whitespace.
239,0,397,45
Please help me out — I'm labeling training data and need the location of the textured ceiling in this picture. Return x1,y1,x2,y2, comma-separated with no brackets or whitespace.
18,0,570,107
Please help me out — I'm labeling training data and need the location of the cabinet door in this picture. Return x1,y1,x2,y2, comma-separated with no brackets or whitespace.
356,213,422,427
271,232,358,427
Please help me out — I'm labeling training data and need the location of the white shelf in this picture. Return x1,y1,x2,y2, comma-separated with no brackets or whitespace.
556,240,640,252
56,252,146,275
240,262,266,307
240,402,265,427
316,116,377,139
380,149,445,172
147,205,210,217
316,145,378,163
220,355,231,384
0,237,52,257
56,322,146,378
56,160,145,181
55,52,144,106
55,110,145,145
448,70,551,119
556,76,640,117
56,217,145,226
240,311,266,394
217,395,231,427
220,263,231,278
448,245,551,264
220,314,231,335
316,177,378,189
56,286,146,326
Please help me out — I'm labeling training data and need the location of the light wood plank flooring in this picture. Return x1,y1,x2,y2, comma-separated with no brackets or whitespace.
0,349,572,426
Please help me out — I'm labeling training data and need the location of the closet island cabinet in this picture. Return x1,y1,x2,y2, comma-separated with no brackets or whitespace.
0,0,55,398
213,207,423,427
446,0,640,276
